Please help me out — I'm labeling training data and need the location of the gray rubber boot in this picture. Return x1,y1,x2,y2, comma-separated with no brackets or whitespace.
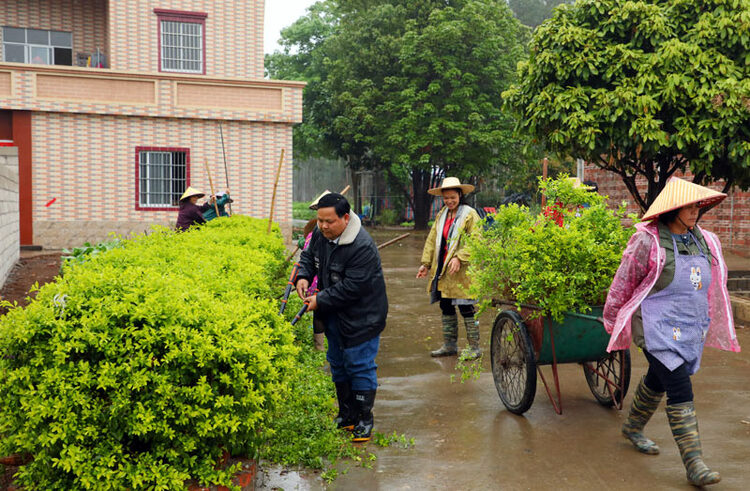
462,315,481,360
431,315,458,357
622,376,663,455
666,402,721,486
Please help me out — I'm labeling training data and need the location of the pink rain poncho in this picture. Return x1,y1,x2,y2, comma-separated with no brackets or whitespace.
603,220,740,354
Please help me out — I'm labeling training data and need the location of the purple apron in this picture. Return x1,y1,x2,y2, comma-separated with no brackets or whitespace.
640,233,711,375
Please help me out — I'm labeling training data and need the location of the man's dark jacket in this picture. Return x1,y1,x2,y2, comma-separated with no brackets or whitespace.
297,214,388,348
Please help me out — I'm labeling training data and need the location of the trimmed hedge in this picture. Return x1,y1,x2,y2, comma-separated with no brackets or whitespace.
0,217,341,489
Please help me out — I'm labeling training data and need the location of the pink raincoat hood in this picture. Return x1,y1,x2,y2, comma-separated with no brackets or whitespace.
603,221,739,353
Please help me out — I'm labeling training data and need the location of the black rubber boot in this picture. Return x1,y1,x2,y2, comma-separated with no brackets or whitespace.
333,382,356,430
351,390,376,443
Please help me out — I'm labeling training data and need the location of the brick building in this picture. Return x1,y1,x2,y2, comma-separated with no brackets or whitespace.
584,164,750,254
0,0,303,248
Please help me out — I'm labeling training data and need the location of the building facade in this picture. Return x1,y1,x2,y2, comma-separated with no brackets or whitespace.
584,164,750,254
1,0,303,248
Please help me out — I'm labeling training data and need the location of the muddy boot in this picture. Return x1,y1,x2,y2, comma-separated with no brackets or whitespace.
622,376,663,455
313,332,326,351
351,390,376,443
461,315,481,360
666,402,721,486
431,315,458,357
333,382,356,431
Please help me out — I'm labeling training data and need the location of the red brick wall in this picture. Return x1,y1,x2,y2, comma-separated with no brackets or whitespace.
584,164,750,253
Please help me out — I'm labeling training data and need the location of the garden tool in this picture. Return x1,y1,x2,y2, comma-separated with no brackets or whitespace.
666,402,721,486
431,315,458,357
463,315,481,360
622,376,663,455
279,262,300,314
351,390,376,442
334,382,356,431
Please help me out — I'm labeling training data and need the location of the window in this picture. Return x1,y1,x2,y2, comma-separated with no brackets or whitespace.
2,27,73,65
155,9,207,74
136,148,189,210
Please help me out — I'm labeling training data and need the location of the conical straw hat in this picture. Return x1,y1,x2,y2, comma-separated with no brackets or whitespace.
428,177,475,196
309,190,332,210
641,177,726,221
180,186,205,201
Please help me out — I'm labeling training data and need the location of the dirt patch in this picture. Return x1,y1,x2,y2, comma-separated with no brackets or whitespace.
0,253,62,314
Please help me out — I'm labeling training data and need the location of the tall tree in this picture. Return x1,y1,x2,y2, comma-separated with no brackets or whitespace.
508,0,571,28
324,0,527,228
504,0,750,210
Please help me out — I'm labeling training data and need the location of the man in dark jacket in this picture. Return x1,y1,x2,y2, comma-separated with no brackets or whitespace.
295,193,388,442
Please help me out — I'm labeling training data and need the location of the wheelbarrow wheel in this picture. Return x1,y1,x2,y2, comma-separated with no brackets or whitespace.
491,310,536,415
582,349,631,407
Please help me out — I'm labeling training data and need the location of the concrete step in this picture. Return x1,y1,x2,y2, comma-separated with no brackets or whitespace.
731,294,750,327
727,277,750,291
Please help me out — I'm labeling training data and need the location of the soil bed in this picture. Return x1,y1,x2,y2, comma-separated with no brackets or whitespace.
0,252,62,315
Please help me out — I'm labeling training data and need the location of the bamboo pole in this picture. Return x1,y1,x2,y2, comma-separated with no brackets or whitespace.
268,148,285,234
377,233,410,250
204,159,221,218
218,122,232,216
339,184,351,196
541,157,549,207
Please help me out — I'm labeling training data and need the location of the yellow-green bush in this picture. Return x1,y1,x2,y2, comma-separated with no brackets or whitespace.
0,217,319,489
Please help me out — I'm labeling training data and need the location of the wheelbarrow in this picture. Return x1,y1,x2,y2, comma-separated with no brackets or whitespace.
490,301,631,415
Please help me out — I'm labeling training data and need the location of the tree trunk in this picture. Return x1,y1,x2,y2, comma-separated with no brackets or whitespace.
412,169,431,230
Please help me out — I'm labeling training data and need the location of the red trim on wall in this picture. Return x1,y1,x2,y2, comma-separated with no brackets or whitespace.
13,111,33,245
155,9,207,75
134,146,191,212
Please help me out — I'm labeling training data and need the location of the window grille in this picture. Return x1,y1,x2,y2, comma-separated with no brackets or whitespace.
2,27,73,65
160,20,203,73
139,150,187,208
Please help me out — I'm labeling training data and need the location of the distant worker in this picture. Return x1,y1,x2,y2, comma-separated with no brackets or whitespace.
204,191,233,221
295,193,388,442
604,178,739,487
176,187,214,231
416,177,481,360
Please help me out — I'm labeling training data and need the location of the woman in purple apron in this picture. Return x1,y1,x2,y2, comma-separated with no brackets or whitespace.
603,178,740,487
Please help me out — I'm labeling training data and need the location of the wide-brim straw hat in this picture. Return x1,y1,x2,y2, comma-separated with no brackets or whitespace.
428,177,475,196
309,190,332,210
641,177,726,221
180,186,205,201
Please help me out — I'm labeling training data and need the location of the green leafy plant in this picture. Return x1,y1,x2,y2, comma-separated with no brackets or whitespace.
0,216,356,489
452,351,484,384
375,209,400,226
293,201,317,221
61,237,123,266
468,176,637,322
371,431,415,449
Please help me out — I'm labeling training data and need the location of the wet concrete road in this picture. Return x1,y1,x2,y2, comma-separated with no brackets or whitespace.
319,231,750,490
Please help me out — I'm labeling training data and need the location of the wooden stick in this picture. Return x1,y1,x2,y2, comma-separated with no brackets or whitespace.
285,245,300,262
377,233,410,250
339,185,351,196
541,157,549,207
204,159,221,218
268,148,285,234
218,122,232,216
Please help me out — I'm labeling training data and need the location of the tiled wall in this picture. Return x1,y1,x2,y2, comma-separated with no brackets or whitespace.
109,0,265,78
2,0,265,79
0,147,20,288
32,112,293,248
1,0,109,63
585,164,750,252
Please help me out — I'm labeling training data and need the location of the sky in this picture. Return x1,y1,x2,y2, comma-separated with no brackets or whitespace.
265,0,318,54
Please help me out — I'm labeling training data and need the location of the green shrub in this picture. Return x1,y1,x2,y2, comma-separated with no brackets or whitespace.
62,238,123,266
293,201,317,221
0,216,338,489
376,209,400,226
468,176,637,321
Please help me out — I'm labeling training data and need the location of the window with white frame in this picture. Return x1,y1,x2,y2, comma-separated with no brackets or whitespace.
138,150,188,208
2,27,73,65
160,20,203,73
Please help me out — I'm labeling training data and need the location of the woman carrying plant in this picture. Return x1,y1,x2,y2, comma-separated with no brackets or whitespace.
176,187,214,231
416,177,481,360
603,177,740,487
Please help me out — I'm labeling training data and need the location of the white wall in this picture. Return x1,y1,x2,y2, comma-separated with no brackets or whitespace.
0,146,20,289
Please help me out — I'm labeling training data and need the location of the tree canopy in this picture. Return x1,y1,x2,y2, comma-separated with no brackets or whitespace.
269,0,528,228
504,0,750,210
